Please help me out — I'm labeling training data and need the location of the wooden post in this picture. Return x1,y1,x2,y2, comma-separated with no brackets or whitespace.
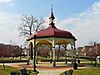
33,35,36,72
30,42,33,59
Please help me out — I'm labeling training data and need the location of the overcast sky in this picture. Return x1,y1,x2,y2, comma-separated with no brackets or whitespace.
0,0,100,47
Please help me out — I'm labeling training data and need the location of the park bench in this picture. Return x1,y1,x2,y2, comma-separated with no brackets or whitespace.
10,71,20,75
20,68,31,75
64,69,73,75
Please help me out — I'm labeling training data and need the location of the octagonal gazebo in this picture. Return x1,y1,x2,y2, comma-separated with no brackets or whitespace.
27,8,77,68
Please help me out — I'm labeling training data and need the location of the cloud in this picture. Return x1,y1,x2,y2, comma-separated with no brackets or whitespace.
0,0,12,3
0,0,14,5
0,12,23,45
58,1,100,47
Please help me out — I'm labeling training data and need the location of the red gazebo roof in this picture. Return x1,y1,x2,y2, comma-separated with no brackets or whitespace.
36,24,72,37
27,23,76,40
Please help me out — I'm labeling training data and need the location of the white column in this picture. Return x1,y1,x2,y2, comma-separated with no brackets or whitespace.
36,50,38,64
57,44,60,60
50,49,52,63
65,44,67,64
52,40,56,67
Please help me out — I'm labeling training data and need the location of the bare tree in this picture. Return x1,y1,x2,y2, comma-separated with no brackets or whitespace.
88,40,95,46
87,41,98,66
18,15,45,37
18,15,45,59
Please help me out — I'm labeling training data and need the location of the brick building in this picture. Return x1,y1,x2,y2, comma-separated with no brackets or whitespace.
0,43,22,57
77,43,100,57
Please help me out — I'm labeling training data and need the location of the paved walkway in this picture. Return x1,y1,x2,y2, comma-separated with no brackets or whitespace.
1,62,87,75
38,70,65,75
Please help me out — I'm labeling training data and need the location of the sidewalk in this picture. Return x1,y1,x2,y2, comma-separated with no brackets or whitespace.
38,70,65,75
1,62,87,75
11,62,72,75
36,62,71,75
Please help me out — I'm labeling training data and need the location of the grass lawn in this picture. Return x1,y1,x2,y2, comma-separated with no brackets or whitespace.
0,65,38,75
60,58,100,75
0,65,19,75
73,59,100,75
60,68,100,75
73,68,100,75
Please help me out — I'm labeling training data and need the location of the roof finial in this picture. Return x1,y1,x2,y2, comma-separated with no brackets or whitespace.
51,4,53,13
49,4,55,25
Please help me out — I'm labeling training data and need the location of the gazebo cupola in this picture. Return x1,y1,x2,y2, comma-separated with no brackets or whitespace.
49,8,55,25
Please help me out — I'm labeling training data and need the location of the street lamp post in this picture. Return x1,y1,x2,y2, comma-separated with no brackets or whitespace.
73,44,77,70
33,35,36,72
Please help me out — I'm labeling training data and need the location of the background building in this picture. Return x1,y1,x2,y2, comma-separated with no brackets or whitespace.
0,43,22,57
77,43,100,57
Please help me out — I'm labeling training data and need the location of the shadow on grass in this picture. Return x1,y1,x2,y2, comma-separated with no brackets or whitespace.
78,62,100,68
60,68,100,75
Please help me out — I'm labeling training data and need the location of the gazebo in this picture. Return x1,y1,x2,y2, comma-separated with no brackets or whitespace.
27,8,77,69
